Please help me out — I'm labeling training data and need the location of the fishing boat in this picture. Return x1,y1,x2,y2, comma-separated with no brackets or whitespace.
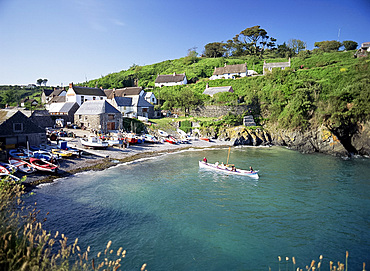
165,136,178,144
0,165,10,174
9,149,29,159
29,157,58,173
0,162,18,173
80,136,109,149
51,148,73,158
0,173,20,182
158,129,168,137
32,150,59,161
199,161,259,179
8,157,36,174
144,134,159,143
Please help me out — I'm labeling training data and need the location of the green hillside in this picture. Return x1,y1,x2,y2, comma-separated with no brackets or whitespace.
83,50,369,134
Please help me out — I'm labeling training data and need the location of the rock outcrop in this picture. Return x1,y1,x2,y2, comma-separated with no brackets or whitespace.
200,121,370,157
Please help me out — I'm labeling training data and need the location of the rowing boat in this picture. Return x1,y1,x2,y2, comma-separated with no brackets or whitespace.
8,157,36,174
199,161,259,179
29,157,58,173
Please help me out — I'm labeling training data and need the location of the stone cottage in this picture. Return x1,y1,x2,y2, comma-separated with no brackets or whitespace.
74,100,122,133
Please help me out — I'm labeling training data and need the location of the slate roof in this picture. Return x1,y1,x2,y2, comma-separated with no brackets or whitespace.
75,100,120,115
49,102,79,113
50,88,65,97
48,96,66,104
155,73,186,83
104,87,142,99
113,97,132,107
71,85,106,96
43,89,54,97
0,110,44,136
203,86,234,96
213,64,247,75
135,96,154,107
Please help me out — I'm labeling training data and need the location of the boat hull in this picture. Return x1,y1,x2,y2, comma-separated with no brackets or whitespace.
8,158,36,174
29,158,58,173
199,161,259,179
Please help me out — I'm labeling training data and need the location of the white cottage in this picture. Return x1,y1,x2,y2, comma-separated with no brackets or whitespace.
66,83,107,106
210,63,248,80
155,73,187,87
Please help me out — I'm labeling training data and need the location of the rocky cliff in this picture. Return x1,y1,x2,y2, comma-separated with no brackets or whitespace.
201,121,370,157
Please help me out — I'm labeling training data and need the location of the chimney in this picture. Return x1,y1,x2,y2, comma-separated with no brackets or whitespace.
69,82,73,88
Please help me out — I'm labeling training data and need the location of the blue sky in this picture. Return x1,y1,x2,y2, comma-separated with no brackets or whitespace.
0,0,369,86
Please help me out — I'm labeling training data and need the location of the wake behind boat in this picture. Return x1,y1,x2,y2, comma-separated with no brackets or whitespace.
199,161,259,179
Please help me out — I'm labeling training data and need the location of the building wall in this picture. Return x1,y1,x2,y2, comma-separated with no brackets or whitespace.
210,72,248,80
190,105,252,118
154,78,187,87
74,113,122,133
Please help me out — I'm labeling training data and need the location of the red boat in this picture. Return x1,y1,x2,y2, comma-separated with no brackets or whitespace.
165,136,178,144
200,137,211,142
29,157,58,173
0,165,10,174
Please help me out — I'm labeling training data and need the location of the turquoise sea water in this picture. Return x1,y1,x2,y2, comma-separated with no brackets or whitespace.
24,147,370,270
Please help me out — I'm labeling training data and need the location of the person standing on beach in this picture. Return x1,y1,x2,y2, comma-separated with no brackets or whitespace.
203,157,207,163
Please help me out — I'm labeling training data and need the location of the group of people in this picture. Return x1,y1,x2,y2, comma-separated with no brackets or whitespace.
202,157,254,173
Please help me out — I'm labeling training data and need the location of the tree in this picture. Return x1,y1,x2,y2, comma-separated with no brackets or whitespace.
314,40,342,52
36,78,43,86
342,40,358,51
204,42,226,58
42,79,48,86
184,47,199,65
275,42,294,58
287,39,306,54
229,25,276,57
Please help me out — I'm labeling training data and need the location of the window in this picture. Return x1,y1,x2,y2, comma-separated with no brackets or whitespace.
79,115,82,120
13,123,23,132
108,114,114,120
93,97,96,100
81,96,85,104
100,97,103,100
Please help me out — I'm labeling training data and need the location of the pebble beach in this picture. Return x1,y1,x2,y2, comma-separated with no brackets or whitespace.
21,128,232,189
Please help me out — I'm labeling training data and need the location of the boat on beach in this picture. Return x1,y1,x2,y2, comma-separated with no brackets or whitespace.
8,157,36,174
29,157,58,173
0,162,18,173
144,134,159,143
165,136,178,144
0,173,20,182
51,148,73,158
0,165,10,174
9,149,29,159
199,161,259,179
80,136,109,149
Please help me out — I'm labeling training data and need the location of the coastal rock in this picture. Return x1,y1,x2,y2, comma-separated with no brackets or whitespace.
352,121,370,155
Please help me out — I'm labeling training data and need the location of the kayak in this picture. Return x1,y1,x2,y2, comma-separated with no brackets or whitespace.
199,161,259,179
29,157,58,173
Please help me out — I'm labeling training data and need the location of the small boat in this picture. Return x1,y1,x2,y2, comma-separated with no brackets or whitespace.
158,129,168,137
8,157,36,174
0,162,18,173
199,137,211,142
9,149,29,159
199,161,259,179
0,173,20,182
0,165,10,174
106,137,122,147
80,136,109,149
32,150,59,161
51,149,73,158
165,136,178,144
144,134,159,143
29,157,58,173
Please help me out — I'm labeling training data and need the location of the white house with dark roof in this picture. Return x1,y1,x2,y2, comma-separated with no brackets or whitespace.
210,63,248,80
263,58,291,75
155,73,187,87
66,82,107,106
142,92,157,104
202,84,234,97
74,100,122,132
104,87,144,99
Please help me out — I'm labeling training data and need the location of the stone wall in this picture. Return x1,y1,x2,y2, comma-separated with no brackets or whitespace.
190,105,251,118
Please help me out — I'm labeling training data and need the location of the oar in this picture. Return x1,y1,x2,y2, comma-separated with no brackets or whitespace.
226,147,231,165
